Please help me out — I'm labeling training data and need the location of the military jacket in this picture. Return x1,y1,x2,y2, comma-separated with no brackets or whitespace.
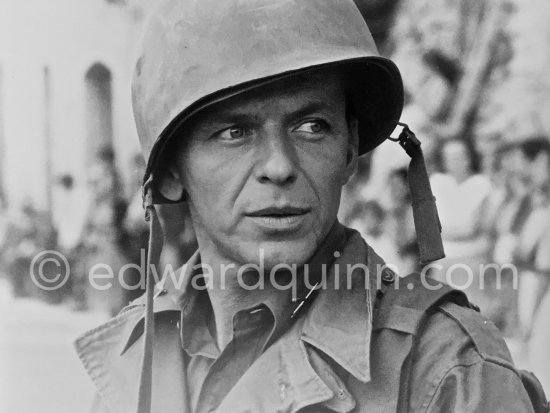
75,229,534,412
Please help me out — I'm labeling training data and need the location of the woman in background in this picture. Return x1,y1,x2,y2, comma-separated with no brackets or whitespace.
430,138,494,315
513,137,550,340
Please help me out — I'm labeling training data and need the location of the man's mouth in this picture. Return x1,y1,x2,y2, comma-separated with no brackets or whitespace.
246,206,310,217
245,206,311,231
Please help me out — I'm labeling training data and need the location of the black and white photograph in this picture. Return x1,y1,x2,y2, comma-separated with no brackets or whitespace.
0,1,549,412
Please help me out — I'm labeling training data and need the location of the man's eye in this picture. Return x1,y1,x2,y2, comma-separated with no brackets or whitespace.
217,127,250,141
295,120,328,134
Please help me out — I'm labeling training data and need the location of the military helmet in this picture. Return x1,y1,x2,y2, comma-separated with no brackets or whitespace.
132,0,404,203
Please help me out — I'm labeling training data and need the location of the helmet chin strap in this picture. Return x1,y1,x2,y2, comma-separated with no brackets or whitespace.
137,178,164,413
390,123,446,264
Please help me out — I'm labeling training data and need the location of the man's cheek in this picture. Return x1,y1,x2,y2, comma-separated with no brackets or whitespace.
316,158,347,189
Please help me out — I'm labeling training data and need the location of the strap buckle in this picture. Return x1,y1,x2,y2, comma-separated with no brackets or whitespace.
142,175,155,222
388,122,421,158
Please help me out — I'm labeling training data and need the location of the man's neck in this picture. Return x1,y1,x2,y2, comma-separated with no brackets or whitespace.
197,249,289,351
450,170,471,184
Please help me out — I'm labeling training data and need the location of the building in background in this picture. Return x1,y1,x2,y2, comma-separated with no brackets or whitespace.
0,0,152,219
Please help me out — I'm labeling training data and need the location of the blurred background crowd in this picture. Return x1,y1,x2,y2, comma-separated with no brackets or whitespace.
0,0,549,411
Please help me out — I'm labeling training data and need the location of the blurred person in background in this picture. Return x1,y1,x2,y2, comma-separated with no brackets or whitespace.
53,174,80,251
347,200,396,267
485,142,532,335
78,145,128,315
430,138,495,315
529,173,550,393
488,142,533,266
49,174,84,302
347,169,419,276
513,137,550,341
2,199,56,298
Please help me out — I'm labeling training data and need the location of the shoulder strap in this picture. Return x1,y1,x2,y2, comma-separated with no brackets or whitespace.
373,272,470,333
371,270,471,413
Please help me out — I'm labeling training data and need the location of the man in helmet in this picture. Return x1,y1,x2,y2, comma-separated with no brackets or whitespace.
75,1,537,412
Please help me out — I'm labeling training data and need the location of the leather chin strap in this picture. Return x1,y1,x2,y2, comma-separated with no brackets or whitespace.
135,124,445,413
137,179,164,413
391,122,446,264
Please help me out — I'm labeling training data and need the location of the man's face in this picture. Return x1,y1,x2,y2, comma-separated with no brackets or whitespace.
163,71,358,269
443,140,471,178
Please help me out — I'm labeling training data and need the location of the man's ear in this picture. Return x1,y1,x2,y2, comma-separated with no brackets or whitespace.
157,167,185,202
342,117,359,184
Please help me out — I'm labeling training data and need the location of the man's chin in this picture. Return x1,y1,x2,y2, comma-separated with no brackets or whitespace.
237,240,317,271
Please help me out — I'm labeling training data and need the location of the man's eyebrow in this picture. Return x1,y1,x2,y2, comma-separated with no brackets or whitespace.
286,101,341,122
192,98,342,132
202,112,256,125
191,112,258,134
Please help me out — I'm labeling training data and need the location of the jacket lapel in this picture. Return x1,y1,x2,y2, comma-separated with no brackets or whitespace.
300,232,377,384
75,307,188,413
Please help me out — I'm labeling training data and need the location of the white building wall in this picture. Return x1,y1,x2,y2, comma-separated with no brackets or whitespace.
0,0,147,211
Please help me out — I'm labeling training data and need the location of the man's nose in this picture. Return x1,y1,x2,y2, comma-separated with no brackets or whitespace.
254,129,298,186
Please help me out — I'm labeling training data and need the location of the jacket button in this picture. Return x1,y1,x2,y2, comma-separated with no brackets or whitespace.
381,269,395,285
277,379,287,401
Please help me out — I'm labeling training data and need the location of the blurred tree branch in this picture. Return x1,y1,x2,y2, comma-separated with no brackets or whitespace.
433,0,509,140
